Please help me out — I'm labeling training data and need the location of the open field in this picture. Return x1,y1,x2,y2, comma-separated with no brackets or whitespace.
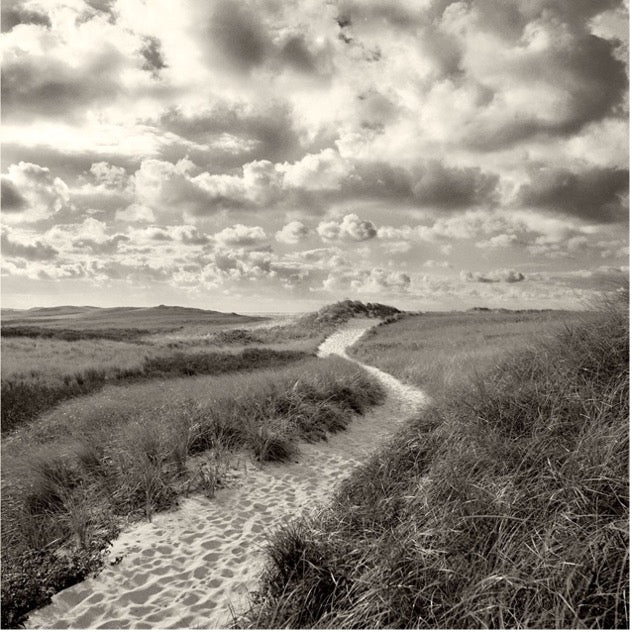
1,301,399,435
1,301,396,626
242,295,629,629
2,298,626,629
350,309,586,396
1,305,267,331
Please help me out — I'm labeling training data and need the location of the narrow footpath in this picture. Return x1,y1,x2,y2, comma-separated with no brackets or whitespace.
26,319,427,630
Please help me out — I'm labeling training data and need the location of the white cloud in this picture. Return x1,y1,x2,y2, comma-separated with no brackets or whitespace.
2,162,71,223
214,224,267,247
116,204,156,223
317,213,377,242
321,267,410,294
461,269,526,284
275,220,310,244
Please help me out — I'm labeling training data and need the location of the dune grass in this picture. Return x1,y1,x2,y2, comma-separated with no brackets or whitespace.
1,300,382,435
1,345,307,435
242,295,628,629
1,356,384,628
349,309,584,396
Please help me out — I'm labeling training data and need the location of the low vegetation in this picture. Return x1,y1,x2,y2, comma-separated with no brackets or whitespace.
349,308,584,396
299,299,401,326
1,300,397,435
0,325,152,342
1,356,384,628
2,348,307,435
242,294,628,629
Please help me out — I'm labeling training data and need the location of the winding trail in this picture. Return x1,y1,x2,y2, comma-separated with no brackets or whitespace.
26,319,427,630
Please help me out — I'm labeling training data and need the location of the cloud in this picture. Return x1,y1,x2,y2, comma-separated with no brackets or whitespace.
321,267,411,294
1,231,58,261
90,162,129,189
517,166,628,223
275,220,310,244
115,204,155,223
157,101,302,166
281,149,348,192
2,44,125,122
140,36,167,77
411,160,499,209
2,162,71,223
446,2,628,150
1,1,51,33
317,213,377,242
1,177,27,211
461,268,526,283
214,224,267,247
205,0,271,73
279,35,318,74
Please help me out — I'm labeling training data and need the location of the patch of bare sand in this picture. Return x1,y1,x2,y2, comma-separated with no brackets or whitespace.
26,318,427,630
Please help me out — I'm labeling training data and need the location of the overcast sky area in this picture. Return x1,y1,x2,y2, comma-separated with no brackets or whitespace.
1,0,629,312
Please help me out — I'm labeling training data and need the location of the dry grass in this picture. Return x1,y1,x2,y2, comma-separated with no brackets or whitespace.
349,309,585,396
1,356,384,628
1,337,149,379
242,296,628,629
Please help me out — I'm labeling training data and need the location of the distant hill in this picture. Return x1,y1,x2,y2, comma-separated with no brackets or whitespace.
299,300,402,327
1,305,267,331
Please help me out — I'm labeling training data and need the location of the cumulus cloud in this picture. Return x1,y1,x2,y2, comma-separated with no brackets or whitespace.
0,0,626,311
322,267,411,294
140,36,167,78
1,231,58,261
1,177,27,211
411,161,499,209
157,102,301,166
461,269,526,283
214,224,267,247
317,213,377,242
2,43,125,122
115,204,155,224
275,220,310,244
1,1,51,33
517,166,629,223
2,162,70,223
205,0,271,73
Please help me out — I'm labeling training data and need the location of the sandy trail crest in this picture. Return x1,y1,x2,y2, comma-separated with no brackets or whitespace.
26,319,427,630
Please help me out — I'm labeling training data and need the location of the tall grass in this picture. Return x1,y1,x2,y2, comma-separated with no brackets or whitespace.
1,356,384,628
1,347,307,434
242,295,628,629
349,309,584,396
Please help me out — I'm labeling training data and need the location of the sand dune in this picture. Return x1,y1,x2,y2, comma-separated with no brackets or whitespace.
26,319,427,629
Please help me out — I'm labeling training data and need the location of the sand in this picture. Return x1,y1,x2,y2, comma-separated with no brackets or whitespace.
26,319,427,629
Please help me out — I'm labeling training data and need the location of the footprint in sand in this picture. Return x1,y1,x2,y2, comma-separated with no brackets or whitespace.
25,320,428,630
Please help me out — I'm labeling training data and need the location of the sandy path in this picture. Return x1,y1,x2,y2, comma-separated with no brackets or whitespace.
26,319,427,630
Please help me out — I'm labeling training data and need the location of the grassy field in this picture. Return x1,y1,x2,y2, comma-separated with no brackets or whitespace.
1,304,267,332
242,295,629,629
1,300,399,627
349,309,585,396
1,355,384,627
1,300,398,435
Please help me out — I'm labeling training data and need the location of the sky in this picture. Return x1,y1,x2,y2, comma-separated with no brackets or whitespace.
1,0,629,313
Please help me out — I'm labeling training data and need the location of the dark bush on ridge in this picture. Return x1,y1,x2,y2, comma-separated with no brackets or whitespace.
242,295,629,629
